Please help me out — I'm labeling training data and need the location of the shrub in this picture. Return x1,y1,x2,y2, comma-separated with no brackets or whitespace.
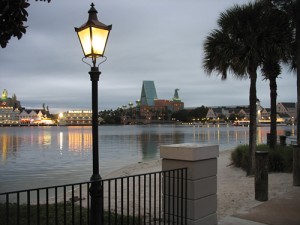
231,145,249,171
231,144,293,173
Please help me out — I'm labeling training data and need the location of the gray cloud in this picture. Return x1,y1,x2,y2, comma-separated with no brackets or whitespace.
0,0,296,113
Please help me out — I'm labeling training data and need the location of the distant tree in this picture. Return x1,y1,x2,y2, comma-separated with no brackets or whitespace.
12,93,17,101
228,113,238,122
172,109,191,122
189,106,208,120
99,109,123,125
0,0,51,48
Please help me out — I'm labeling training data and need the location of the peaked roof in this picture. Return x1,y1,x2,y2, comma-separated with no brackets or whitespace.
280,102,296,108
140,81,158,106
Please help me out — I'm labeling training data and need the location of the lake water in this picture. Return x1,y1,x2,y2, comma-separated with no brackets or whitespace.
0,124,295,193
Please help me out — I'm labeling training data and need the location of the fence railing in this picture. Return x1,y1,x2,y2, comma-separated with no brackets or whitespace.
0,168,187,225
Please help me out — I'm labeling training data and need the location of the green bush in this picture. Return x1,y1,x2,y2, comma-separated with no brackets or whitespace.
231,144,293,173
231,145,249,171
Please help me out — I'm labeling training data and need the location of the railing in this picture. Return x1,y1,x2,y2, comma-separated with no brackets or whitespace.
0,168,187,225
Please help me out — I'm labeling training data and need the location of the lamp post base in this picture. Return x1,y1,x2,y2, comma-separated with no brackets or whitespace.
89,66,102,225
89,180,103,225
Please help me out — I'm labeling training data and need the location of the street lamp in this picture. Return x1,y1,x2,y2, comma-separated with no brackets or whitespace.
75,3,112,225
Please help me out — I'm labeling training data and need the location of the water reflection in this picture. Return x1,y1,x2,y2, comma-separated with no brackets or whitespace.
0,125,296,163
67,127,92,153
0,125,296,192
1,133,19,162
139,130,185,160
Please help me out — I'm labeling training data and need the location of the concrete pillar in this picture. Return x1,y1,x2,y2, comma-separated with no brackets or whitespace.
160,143,219,225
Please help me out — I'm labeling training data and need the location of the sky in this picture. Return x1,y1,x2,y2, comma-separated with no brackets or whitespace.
0,0,296,114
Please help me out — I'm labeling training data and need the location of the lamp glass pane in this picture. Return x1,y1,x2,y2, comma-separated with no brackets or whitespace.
78,28,92,56
91,27,109,55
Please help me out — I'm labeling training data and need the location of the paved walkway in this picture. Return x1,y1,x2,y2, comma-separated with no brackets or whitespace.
219,187,300,225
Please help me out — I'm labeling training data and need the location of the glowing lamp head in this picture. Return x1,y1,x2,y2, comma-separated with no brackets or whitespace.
75,3,112,65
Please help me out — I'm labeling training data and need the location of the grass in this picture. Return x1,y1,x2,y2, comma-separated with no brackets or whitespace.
231,144,293,172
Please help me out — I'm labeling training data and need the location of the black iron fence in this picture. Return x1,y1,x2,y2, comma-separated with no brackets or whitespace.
0,168,187,225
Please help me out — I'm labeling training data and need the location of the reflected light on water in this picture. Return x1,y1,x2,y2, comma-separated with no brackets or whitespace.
1,134,8,162
0,125,297,193
67,128,92,152
59,131,63,150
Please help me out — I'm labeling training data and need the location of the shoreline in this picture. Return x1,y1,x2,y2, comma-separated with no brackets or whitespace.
103,148,298,220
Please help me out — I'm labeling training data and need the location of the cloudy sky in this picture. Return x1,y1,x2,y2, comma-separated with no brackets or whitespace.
0,0,296,113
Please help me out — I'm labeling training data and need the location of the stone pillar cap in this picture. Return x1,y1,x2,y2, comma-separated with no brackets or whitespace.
160,143,219,161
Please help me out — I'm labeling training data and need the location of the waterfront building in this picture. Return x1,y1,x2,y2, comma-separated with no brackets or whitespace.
19,109,52,125
59,110,97,125
0,89,21,108
0,107,20,125
277,102,297,120
206,107,245,119
0,89,21,125
205,102,296,125
260,108,270,120
205,106,251,123
206,107,224,119
137,81,184,121
140,81,158,106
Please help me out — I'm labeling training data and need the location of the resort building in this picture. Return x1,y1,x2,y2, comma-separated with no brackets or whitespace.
19,109,52,125
277,102,297,119
0,89,21,109
204,101,296,125
206,106,249,120
137,81,184,121
0,107,20,125
58,110,94,125
0,89,21,125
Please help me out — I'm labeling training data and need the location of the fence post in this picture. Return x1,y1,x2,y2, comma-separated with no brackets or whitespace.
279,135,286,146
160,143,219,225
293,145,300,186
255,151,268,201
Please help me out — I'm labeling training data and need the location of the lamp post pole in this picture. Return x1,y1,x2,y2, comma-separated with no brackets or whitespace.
75,4,111,224
89,66,102,225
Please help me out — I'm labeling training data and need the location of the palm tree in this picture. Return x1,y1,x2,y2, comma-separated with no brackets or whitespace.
203,2,266,175
295,0,300,186
259,3,294,149
263,0,299,186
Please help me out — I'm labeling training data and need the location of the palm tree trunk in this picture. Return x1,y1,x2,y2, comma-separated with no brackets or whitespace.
269,76,277,149
294,0,300,186
248,70,257,176
296,0,300,147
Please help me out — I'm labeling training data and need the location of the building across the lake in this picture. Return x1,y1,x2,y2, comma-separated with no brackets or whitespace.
277,102,297,119
19,109,52,125
137,81,184,120
59,110,94,125
0,89,21,109
0,89,21,125
0,88,55,125
0,107,20,125
205,101,297,125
